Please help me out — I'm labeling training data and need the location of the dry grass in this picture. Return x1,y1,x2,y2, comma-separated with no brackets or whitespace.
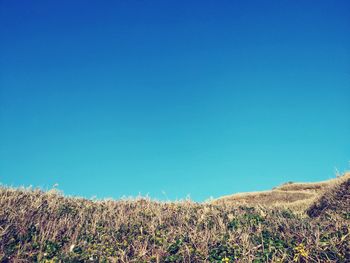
211,174,349,212
0,174,349,262
273,181,330,192
307,173,350,218
212,190,316,211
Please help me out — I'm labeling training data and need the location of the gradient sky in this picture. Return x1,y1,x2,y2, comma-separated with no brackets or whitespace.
1,1,349,201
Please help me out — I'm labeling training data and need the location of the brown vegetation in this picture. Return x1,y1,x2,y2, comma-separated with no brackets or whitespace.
307,173,350,218
212,174,349,212
0,173,349,262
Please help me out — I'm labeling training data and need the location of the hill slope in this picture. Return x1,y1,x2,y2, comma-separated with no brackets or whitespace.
307,173,350,217
212,173,350,212
0,174,349,262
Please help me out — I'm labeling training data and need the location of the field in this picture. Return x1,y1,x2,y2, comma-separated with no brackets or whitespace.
0,173,349,262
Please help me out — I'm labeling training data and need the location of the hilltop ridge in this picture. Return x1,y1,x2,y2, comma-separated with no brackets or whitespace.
212,173,350,212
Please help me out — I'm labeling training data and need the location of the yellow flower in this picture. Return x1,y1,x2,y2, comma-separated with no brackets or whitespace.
222,257,230,263
294,243,309,262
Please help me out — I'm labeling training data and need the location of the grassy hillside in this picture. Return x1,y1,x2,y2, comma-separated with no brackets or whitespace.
212,173,350,212
0,174,349,262
307,173,350,217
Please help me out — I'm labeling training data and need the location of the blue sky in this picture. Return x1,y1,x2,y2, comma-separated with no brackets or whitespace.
1,1,349,201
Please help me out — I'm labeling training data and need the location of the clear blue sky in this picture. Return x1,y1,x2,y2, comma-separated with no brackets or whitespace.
1,1,349,201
